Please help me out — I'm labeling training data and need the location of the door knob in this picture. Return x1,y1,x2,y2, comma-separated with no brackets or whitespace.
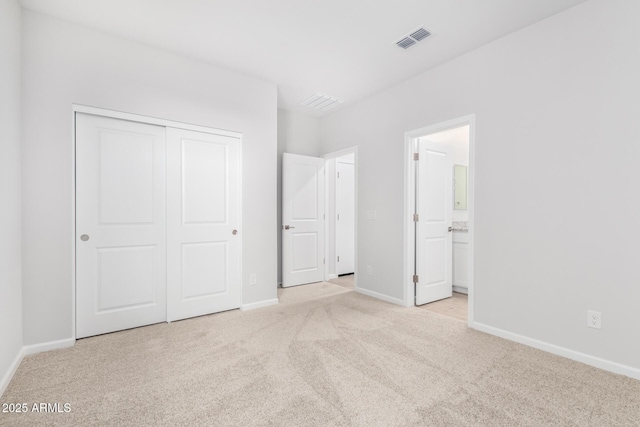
80,234,90,241
232,230,238,235
283,225,295,230
448,227,453,232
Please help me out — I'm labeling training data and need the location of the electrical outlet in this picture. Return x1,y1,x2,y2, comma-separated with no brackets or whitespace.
250,273,257,285
366,265,372,275
587,310,601,329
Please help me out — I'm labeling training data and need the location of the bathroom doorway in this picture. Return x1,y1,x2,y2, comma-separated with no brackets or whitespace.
403,116,475,324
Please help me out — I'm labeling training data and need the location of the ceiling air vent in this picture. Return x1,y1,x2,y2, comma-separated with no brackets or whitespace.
396,26,431,49
300,93,344,112
396,37,416,49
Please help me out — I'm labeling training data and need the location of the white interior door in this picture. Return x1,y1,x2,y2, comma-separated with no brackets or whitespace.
166,128,241,322
76,113,167,338
336,160,355,275
415,139,453,305
282,153,325,287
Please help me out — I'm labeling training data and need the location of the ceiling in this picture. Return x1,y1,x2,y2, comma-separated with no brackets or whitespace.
20,0,588,117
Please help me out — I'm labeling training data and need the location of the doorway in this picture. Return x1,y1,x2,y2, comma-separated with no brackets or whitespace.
280,147,358,288
324,147,357,288
403,116,475,324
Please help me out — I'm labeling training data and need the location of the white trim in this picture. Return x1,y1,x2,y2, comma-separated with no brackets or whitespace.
471,321,640,381
323,156,335,282
71,107,77,340
322,146,358,290
72,105,242,139
0,348,25,397
240,298,279,311
238,134,244,307
237,132,244,312
23,338,75,356
356,288,404,306
403,115,476,327
452,286,468,294
1,339,76,396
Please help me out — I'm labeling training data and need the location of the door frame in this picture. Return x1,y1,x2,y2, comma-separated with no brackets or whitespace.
71,104,243,340
403,115,475,325
323,146,358,287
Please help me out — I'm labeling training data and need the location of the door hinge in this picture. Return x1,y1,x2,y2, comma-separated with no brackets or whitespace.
413,213,419,222
323,258,325,264
413,274,419,283
337,213,340,220
337,171,340,178
413,153,419,161
337,256,340,262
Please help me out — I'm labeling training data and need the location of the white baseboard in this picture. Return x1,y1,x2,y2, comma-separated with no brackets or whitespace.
471,321,640,381
452,286,468,294
356,287,405,306
1,338,76,397
241,298,279,311
326,274,338,280
23,338,75,356
0,347,25,397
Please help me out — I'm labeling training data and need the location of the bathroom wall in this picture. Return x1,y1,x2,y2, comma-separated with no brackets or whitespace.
423,125,470,222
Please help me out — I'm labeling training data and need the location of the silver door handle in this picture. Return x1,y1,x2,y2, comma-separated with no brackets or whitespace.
283,225,295,230
80,234,90,241
448,227,453,232
232,230,238,235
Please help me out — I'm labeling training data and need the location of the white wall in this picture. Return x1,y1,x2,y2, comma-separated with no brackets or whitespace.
0,0,23,394
320,0,640,372
276,109,320,283
22,11,278,345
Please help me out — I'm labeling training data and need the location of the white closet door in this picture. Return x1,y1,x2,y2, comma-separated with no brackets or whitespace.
76,113,167,338
166,128,241,322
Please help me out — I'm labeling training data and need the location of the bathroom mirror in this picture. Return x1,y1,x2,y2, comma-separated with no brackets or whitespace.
454,164,467,210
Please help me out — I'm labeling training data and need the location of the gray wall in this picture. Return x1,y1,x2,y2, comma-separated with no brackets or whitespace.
21,10,278,345
0,0,23,393
320,0,640,370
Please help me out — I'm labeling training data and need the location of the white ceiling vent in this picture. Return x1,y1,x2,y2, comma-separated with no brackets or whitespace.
300,93,344,112
396,26,431,49
396,37,416,49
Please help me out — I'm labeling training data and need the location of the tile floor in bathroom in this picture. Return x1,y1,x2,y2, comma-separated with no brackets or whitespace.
419,291,468,322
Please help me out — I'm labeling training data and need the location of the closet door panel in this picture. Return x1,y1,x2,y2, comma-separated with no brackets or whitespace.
76,113,167,338
167,128,241,321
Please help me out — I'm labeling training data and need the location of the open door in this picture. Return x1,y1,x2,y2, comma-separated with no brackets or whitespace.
415,139,453,305
282,153,325,287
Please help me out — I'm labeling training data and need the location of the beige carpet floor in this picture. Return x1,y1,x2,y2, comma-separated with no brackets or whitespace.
1,282,639,426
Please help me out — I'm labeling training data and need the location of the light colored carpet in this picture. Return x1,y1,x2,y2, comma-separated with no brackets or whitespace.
328,274,355,289
1,282,639,426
